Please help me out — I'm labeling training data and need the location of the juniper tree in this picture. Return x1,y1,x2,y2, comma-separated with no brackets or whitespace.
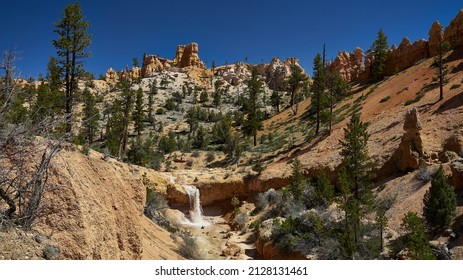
52,2,91,138
423,165,456,232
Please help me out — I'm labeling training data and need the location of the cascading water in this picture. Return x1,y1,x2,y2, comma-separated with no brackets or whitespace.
182,185,210,227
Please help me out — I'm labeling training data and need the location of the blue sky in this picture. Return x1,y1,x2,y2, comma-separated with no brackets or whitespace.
0,1,462,78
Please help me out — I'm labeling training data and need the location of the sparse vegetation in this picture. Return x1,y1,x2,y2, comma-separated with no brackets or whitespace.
450,84,461,90
379,96,391,103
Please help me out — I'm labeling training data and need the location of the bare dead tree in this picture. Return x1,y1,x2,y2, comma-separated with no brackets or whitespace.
0,48,63,230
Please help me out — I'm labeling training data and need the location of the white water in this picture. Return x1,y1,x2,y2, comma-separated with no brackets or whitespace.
182,185,210,227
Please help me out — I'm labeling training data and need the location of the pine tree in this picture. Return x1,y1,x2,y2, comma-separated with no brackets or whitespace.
338,112,375,258
31,58,66,126
327,72,350,134
52,2,91,138
312,53,327,135
314,170,334,207
192,125,209,150
435,38,450,101
369,29,389,80
401,212,435,260
80,88,99,144
105,79,134,159
423,166,456,231
133,88,145,136
148,82,157,126
289,157,305,200
242,66,264,146
287,64,308,115
270,90,282,113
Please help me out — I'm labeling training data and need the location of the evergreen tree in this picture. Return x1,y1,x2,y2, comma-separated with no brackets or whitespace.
31,57,66,127
80,88,99,144
133,57,139,68
213,88,222,108
199,91,208,103
401,212,435,260
327,72,350,134
270,90,282,113
105,99,125,156
423,166,456,231
211,115,232,145
435,38,450,101
52,2,91,138
185,106,199,133
311,53,327,135
105,80,134,159
369,29,389,80
133,88,145,136
148,82,157,126
192,125,209,150
314,170,334,207
338,112,375,258
287,64,308,115
289,157,305,200
242,66,263,146
224,132,242,161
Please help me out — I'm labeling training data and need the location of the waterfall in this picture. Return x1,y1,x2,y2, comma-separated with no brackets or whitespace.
182,185,209,227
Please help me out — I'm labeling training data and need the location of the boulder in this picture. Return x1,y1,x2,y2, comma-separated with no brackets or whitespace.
221,243,243,257
443,132,463,156
450,158,463,190
450,246,463,260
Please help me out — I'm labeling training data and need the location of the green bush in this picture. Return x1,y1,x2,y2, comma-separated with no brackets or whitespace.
379,96,391,103
450,84,461,90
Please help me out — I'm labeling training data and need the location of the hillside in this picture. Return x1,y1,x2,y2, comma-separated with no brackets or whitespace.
2,6,463,261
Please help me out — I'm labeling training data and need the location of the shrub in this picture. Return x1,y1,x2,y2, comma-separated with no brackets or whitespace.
178,231,205,259
204,152,214,163
404,92,425,106
43,245,61,260
252,161,265,175
379,96,391,103
450,84,461,90
232,212,248,230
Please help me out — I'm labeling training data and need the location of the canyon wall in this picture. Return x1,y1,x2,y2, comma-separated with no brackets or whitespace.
329,8,463,82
